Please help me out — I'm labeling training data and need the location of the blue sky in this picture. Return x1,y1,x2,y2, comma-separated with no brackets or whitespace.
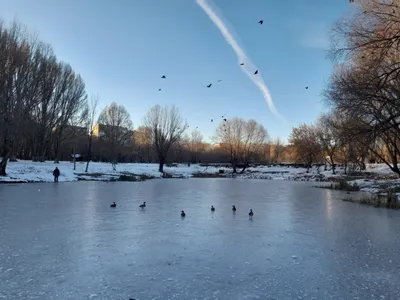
0,0,350,143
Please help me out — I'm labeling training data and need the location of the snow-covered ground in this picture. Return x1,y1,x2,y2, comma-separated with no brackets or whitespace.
0,160,231,183
0,160,399,192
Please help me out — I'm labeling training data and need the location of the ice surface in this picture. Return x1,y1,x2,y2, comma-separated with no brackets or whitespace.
0,179,400,299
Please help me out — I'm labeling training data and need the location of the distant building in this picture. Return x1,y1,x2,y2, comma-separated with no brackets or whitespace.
92,124,106,137
91,123,133,145
213,142,229,149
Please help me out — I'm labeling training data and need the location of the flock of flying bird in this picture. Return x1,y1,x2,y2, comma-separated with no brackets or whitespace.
110,202,254,217
155,19,310,132
156,1,360,124
157,19,263,92
125,5,354,300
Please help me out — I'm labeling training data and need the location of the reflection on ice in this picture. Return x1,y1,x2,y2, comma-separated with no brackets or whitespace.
0,179,399,299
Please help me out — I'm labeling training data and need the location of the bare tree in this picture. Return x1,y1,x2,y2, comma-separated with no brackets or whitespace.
143,105,188,173
30,49,59,162
288,124,322,172
325,59,400,175
241,120,268,170
216,118,268,173
84,95,99,172
271,137,285,163
50,63,87,163
331,0,400,78
134,126,152,162
187,129,205,163
98,102,133,170
216,118,244,173
0,21,44,175
316,114,340,174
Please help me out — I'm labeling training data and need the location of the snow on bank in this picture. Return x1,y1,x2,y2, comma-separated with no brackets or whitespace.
0,161,232,183
0,160,398,187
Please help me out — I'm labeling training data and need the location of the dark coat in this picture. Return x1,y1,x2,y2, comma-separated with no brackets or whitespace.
53,168,60,177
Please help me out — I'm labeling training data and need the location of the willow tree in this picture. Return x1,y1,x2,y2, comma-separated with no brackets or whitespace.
143,105,188,173
98,102,133,169
326,0,400,176
216,118,268,173
288,124,322,172
0,22,48,175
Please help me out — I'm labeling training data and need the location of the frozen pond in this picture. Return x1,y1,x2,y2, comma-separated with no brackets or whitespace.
0,179,400,300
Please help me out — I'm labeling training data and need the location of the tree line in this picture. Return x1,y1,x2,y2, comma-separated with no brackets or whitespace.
5,2,397,178
288,0,400,177
0,20,292,175
0,21,87,175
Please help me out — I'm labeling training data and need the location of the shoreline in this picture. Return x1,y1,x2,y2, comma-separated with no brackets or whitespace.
1,161,399,196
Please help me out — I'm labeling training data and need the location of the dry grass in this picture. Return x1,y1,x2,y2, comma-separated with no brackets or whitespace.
316,179,360,192
343,191,399,209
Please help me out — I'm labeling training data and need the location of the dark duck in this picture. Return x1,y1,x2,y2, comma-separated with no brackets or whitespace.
139,202,146,208
110,202,116,208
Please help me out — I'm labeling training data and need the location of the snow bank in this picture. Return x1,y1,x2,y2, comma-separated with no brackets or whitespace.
0,161,231,183
0,160,398,185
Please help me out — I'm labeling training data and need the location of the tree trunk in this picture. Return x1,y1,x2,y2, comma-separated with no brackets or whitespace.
240,162,249,174
0,160,7,176
85,135,93,173
85,159,90,173
232,163,237,173
330,156,335,174
158,157,165,173
390,164,400,177
0,151,11,176
1,128,12,175
53,138,61,164
73,144,76,171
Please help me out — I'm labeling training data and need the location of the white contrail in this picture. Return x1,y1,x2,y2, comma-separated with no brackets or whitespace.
196,0,283,119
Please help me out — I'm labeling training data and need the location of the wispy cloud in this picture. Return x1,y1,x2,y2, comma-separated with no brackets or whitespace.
300,32,330,50
196,0,284,120
287,19,330,50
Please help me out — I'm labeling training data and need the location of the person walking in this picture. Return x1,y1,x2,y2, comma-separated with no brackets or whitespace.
53,167,60,182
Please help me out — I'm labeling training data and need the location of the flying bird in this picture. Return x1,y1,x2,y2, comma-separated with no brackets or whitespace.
254,70,258,75
223,118,227,122
161,75,166,79
305,86,309,89
196,0,282,119
206,84,212,88
158,89,161,91
240,63,244,66
217,80,222,82
258,20,263,25
211,119,213,122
